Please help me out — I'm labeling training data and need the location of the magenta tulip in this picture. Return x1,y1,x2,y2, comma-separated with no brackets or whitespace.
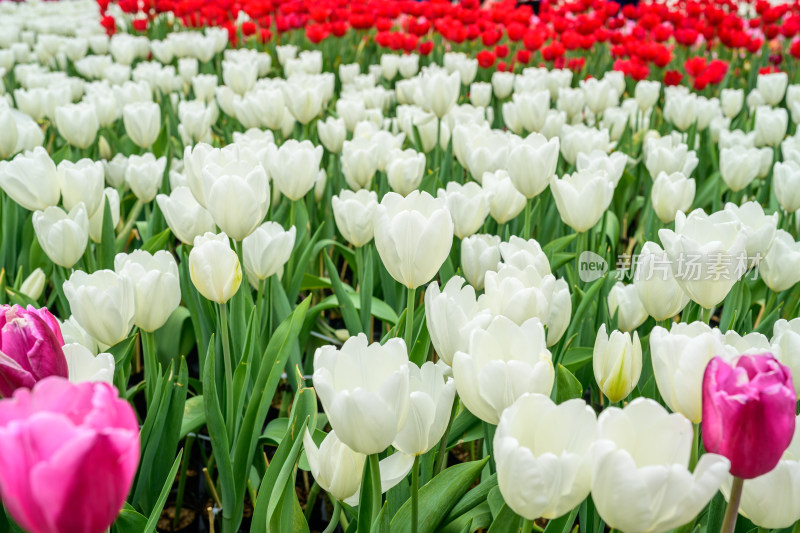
702,354,796,479
0,304,68,397
0,378,140,533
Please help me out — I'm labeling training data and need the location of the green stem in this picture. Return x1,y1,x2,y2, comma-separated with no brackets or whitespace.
522,197,533,239
141,329,158,407
405,286,417,351
115,198,144,248
702,306,713,326
689,423,699,472
521,518,534,533
219,302,234,439
322,500,342,533
720,477,744,533
411,455,420,533
483,421,496,474
173,435,195,531
303,482,321,521
433,400,459,474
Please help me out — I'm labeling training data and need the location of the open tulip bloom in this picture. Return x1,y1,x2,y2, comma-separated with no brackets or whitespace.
2,0,800,531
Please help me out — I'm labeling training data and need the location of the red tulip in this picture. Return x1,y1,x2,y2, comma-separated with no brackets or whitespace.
702,354,796,479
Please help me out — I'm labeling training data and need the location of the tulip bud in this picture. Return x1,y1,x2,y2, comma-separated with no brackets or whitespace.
757,72,788,106
373,191,454,289
202,159,269,241
331,189,378,248
222,59,258,95
386,148,426,196
0,107,18,159
267,140,322,201
54,102,98,149
0,379,139,533
491,71,514,99
58,159,105,217
634,80,660,111
420,70,460,118
115,250,181,332
33,204,89,269
317,116,346,154
0,147,60,212
189,232,242,304
495,394,597,520
19,268,45,301
313,333,410,454
341,137,379,191
156,187,215,246
64,270,136,348
123,101,161,150
484,170,526,225
64,343,115,384
773,160,800,213
437,182,489,240
644,136,698,178
506,133,560,199
607,282,648,332
454,315,554,424
550,169,615,233
0,305,67,397
398,54,419,78
719,147,761,192
593,324,642,403
651,171,695,223
754,106,788,147
461,234,501,290
633,241,689,321
242,222,296,281
720,88,744,118
303,429,365,501
469,82,492,108
703,354,795,479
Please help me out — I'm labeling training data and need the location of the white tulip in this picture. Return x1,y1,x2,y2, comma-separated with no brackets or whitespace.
123,101,161,149
651,171,695,224
633,241,689,321
483,169,526,225
64,343,115,384
242,222,296,281
761,230,800,293
332,189,379,248
0,147,60,211
32,204,89,269
189,232,243,304
550,169,615,233
385,149,425,196
63,269,136,347
57,159,104,217
593,324,642,403
437,182,489,239
607,282,648,332
125,153,166,203
461,234,501,290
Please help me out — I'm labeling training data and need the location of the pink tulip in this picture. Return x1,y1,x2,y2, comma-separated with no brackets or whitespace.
0,377,140,533
702,354,796,479
0,304,68,397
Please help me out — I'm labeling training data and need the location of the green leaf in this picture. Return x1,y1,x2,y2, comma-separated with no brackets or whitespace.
97,197,116,270
555,364,583,404
486,504,522,533
323,252,363,336
143,449,183,533
141,228,172,254
390,457,489,533
543,505,579,533
444,473,497,522
439,502,491,533
543,234,578,259
179,395,205,440
562,347,593,373
113,504,148,533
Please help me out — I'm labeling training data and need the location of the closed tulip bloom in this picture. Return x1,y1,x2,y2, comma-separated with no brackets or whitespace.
425,277,492,367
772,319,800,398
393,362,456,456
317,116,346,154
303,429,365,502
102,154,127,189
242,222,296,281
506,133,560,199
202,160,269,241
0,305,67,397
550,169,615,233
63,343,115,384
651,171,695,223
0,147,60,211
635,80,660,111
267,140,322,201
650,322,736,423
189,232,242,304
156,187,216,246
513,91,551,133
703,354,795,479
56,159,104,218
19,269,45,301
469,82,492,108
461,234,501,291
221,59,257,95
724,201,778,266
123,101,160,150
721,89,744,118
282,80,325,125
556,88,585,119
437,182,490,239
593,324,642,403
721,415,800,528
313,333,409,455
499,236,551,276
644,137,699,178
341,137,380,191
773,160,800,212
125,153,166,204
491,71,514,99
336,98,366,132
0,379,139,533
32,204,89,269
0,107,17,159
577,150,627,188
607,282,648,332
386,149,426,196
373,191,454,289
89,188,120,244
757,72,788,106
633,241,690,321
332,189,379,248
719,147,761,191
754,106,788,147
114,250,180,332
591,398,730,533
453,315,554,424
54,102,98,149
63,270,135,348
420,70,460,118
484,170,526,224
659,209,747,309
398,54,419,78
495,394,597,520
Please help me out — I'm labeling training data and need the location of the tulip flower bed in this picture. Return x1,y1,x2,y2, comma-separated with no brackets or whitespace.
3,0,800,531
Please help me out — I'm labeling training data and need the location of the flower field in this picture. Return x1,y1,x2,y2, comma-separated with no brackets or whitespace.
1,0,800,531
